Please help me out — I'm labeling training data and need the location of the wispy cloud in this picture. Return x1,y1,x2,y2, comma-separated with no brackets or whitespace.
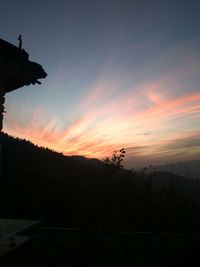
125,131,200,167
3,40,200,166
4,85,200,162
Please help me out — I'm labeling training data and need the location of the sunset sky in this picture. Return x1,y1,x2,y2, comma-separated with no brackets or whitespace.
1,0,200,167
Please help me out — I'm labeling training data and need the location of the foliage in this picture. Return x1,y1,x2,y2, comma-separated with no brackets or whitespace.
103,148,126,169
1,133,200,233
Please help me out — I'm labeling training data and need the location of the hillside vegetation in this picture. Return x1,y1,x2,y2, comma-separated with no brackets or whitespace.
1,132,200,233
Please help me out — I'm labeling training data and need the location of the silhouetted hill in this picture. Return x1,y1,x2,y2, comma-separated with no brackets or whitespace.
150,171,200,194
1,132,107,185
155,160,200,179
1,132,200,233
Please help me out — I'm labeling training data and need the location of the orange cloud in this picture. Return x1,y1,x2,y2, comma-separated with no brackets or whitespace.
4,86,200,163
3,45,200,166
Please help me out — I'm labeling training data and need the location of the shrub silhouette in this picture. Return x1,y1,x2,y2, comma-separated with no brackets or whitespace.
103,148,126,169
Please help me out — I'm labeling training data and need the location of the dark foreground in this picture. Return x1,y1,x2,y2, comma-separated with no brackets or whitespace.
0,227,200,267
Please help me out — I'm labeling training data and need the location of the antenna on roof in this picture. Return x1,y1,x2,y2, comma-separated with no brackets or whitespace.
18,34,22,50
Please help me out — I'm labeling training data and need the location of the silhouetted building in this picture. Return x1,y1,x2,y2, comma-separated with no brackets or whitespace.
0,36,47,176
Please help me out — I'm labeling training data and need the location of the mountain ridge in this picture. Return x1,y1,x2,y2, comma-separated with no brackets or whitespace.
1,132,200,233
154,160,200,179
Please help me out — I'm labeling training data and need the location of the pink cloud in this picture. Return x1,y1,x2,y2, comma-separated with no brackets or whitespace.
4,88,200,162
3,42,200,164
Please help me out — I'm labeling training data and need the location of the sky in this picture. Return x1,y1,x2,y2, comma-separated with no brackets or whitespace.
1,0,200,168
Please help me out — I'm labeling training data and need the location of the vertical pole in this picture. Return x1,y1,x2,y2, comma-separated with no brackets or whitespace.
0,90,5,178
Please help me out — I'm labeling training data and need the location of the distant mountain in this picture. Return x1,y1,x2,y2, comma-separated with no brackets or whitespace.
70,155,105,168
150,171,200,195
155,160,200,179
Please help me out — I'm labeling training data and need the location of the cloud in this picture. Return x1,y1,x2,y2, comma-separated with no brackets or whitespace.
4,87,200,163
3,40,200,165
4,84,200,159
162,134,200,150
124,131,200,168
